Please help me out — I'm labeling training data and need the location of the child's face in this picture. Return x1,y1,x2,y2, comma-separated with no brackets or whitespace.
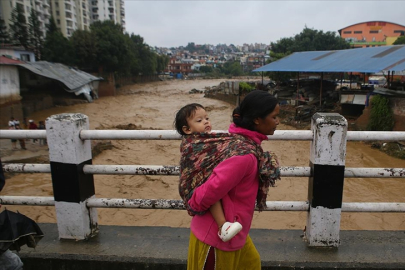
182,107,212,134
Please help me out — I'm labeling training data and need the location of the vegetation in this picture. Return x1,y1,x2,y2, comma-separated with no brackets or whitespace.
239,82,255,92
0,19,10,44
9,4,29,49
393,35,405,45
367,95,394,131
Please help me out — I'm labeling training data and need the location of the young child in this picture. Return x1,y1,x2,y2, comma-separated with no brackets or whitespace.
175,103,242,242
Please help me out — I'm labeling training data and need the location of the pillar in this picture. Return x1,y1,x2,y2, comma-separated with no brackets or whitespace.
306,113,347,247
46,113,98,240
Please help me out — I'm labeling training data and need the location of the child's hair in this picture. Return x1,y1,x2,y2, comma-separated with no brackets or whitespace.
174,103,205,135
232,90,278,131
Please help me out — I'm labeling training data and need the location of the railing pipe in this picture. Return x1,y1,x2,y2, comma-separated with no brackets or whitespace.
2,196,404,213
0,196,54,206
347,131,405,141
2,164,404,178
0,130,46,139
2,129,404,142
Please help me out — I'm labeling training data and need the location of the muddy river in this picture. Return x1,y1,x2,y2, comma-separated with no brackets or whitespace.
1,79,404,231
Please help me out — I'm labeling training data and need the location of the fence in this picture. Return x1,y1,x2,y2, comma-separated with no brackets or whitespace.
1,112,404,248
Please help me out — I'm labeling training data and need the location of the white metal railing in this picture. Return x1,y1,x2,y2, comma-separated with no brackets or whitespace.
1,113,404,247
2,163,405,178
3,129,405,141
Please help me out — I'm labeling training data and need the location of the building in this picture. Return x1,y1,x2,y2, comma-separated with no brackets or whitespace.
0,0,51,39
0,0,125,39
89,0,125,29
338,21,405,48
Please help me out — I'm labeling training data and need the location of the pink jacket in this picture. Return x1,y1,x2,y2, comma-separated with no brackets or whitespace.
188,123,268,251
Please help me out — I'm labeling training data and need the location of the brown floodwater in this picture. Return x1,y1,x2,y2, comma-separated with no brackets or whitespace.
1,79,404,231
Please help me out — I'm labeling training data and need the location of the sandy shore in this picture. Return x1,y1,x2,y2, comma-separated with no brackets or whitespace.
1,79,404,231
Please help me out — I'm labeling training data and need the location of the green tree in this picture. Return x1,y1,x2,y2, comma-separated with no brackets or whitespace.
90,20,131,73
156,54,170,73
393,35,405,45
222,61,243,76
271,27,350,55
199,66,213,73
28,8,44,59
367,95,394,131
41,17,73,65
0,19,10,44
70,29,98,71
9,4,28,48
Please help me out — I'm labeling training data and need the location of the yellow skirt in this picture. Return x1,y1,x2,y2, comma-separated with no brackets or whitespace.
187,231,261,270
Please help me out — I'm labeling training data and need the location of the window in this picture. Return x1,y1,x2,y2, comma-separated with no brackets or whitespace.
354,31,362,34
394,30,405,34
370,30,379,34
343,31,352,34
20,54,31,62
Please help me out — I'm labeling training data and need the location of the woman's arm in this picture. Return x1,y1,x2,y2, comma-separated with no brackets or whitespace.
188,154,257,212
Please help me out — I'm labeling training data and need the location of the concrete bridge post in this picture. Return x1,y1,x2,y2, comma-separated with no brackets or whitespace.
306,113,347,247
46,113,98,240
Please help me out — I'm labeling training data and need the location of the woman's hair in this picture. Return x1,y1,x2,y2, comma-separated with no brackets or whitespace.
174,103,205,135
232,90,278,131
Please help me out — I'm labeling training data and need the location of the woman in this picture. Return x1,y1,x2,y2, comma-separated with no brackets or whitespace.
185,90,281,269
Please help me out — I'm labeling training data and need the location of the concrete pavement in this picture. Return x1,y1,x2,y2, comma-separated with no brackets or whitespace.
16,223,405,270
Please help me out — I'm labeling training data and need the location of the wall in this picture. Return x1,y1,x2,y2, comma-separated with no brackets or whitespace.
0,66,21,104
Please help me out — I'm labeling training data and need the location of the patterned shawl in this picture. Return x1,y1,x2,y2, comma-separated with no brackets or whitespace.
179,132,280,216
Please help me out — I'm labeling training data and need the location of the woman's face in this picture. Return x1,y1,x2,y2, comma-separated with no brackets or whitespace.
254,104,280,135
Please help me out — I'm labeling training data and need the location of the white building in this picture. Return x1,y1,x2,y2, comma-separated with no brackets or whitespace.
0,0,125,39
90,0,125,29
0,0,51,38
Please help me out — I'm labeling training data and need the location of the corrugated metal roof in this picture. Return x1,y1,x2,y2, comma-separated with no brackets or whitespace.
0,55,24,65
253,45,405,73
17,61,102,90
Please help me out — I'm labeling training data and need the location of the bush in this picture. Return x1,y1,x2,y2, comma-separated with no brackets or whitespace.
366,95,394,131
239,82,255,92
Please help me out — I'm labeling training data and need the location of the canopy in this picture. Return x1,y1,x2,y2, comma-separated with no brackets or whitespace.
253,45,405,74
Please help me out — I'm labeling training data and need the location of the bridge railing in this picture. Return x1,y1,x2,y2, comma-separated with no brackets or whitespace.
0,112,404,247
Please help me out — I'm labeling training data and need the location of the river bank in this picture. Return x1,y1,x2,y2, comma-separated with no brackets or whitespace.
1,79,404,230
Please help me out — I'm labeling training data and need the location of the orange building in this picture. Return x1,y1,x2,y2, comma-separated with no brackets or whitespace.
338,21,405,48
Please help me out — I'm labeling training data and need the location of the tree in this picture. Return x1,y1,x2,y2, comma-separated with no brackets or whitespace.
90,20,131,73
156,54,170,73
393,35,405,45
0,19,10,44
222,61,243,76
28,8,44,59
41,17,73,65
70,29,98,71
271,27,350,55
367,95,394,131
9,4,28,48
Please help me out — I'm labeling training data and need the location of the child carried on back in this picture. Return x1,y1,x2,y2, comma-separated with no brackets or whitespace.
175,103,281,243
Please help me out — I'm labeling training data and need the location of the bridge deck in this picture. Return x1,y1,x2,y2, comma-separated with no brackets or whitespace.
17,223,405,270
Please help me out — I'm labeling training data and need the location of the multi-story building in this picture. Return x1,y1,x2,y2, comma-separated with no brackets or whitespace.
0,0,51,38
0,0,125,39
89,0,125,29
50,0,90,37
338,21,405,48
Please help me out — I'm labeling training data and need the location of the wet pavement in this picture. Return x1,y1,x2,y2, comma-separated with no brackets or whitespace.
16,223,405,270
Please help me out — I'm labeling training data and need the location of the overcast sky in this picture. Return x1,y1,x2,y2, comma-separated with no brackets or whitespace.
124,0,405,48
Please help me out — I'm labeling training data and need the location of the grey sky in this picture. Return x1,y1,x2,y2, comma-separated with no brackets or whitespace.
124,0,405,48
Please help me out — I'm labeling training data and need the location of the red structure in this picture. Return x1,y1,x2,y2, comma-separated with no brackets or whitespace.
338,21,405,48
164,57,193,76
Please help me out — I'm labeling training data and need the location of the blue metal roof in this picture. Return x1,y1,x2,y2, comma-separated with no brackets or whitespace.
253,45,405,73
